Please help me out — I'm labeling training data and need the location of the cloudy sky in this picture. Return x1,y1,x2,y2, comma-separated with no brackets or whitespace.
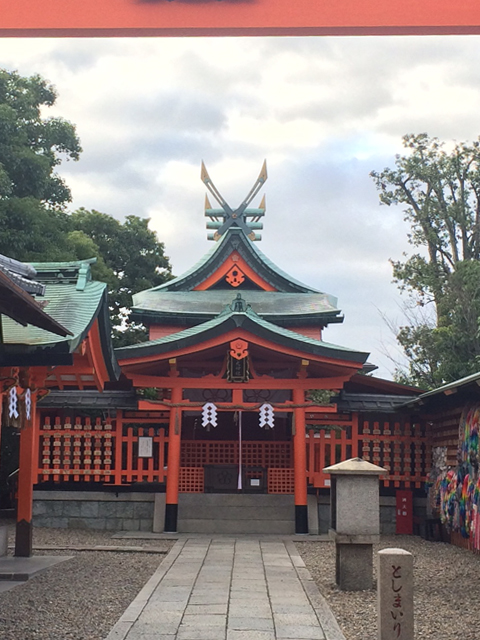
1,35,479,378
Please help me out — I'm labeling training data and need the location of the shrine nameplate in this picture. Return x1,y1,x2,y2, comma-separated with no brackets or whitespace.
1,0,480,37
138,437,153,458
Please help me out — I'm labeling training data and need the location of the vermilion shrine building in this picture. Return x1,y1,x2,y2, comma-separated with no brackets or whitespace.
0,256,117,555
22,165,428,540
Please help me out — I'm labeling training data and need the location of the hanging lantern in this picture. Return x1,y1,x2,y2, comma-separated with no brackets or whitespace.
259,403,274,428
202,402,218,428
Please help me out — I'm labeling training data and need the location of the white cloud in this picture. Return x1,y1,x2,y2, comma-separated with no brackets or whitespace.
2,34,480,378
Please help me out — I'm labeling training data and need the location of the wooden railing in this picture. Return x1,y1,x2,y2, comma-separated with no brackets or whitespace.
38,415,168,485
305,419,429,489
37,415,428,490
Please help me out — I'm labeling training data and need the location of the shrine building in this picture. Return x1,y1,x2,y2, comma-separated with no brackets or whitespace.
8,163,429,541
0,255,118,555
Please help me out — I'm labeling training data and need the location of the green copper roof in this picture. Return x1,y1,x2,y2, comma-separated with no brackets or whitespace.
1,260,119,378
2,279,107,350
132,290,342,326
116,295,368,365
149,228,320,294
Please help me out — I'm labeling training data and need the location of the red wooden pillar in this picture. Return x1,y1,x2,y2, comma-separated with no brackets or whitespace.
293,387,308,534
15,391,38,557
164,385,182,532
0,391,3,455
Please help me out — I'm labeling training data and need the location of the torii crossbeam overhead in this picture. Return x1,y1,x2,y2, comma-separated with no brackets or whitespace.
1,0,480,37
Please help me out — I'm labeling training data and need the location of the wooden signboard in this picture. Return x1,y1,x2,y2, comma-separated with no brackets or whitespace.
1,0,480,38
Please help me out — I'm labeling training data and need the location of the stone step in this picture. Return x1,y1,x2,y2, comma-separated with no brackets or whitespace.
177,518,295,535
178,504,294,520
179,493,294,507
177,493,295,534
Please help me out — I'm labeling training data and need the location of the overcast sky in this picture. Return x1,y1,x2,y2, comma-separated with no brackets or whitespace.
2,35,480,379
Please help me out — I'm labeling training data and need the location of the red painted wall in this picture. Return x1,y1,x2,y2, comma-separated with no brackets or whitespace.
2,0,480,37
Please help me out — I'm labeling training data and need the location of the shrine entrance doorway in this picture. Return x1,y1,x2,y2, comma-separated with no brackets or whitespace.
179,410,294,495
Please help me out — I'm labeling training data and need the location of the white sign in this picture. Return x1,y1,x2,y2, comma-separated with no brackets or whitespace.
138,437,153,458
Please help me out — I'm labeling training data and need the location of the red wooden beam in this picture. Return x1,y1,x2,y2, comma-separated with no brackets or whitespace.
130,373,353,390
1,0,480,37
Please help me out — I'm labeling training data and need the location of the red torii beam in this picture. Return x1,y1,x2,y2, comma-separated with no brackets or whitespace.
1,0,480,37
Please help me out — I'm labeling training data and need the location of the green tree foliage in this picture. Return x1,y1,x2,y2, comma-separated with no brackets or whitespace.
0,69,172,346
0,68,82,261
69,209,172,345
371,133,480,387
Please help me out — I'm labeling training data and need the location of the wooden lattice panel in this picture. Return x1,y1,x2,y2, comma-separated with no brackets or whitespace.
38,415,169,485
180,441,292,468
39,416,115,483
268,468,294,494
360,419,428,489
179,467,205,493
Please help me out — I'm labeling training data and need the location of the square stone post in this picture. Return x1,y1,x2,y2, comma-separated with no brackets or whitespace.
378,548,414,640
324,457,386,590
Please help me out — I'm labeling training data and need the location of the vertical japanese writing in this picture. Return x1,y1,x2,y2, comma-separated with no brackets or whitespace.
390,564,403,638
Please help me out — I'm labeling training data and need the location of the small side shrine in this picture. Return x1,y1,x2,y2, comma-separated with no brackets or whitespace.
0,257,118,555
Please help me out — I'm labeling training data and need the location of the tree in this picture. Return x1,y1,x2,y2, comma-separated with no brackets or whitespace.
0,69,173,347
371,133,480,387
0,68,82,261
69,209,172,345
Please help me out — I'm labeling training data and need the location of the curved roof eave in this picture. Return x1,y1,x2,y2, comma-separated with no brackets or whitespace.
138,229,320,295
116,306,368,365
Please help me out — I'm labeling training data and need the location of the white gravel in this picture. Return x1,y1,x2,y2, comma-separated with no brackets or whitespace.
296,535,480,640
0,527,174,640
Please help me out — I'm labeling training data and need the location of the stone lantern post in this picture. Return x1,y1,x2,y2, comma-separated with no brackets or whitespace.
323,457,386,591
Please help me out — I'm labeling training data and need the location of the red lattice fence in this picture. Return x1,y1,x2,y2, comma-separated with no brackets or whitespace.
38,415,169,485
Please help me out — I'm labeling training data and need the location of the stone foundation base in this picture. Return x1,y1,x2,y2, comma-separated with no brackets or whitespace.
33,491,159,532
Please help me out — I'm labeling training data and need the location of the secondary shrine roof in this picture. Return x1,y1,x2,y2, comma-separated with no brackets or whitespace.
0,259,119,377
117,294,368,365
0,264,70,337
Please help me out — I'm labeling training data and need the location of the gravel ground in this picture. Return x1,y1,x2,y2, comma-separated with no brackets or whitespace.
3,528,479,640
297,535,480,640
0,527,174,640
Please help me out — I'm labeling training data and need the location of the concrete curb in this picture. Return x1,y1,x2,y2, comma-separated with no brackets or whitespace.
285,539,347,640
8,545,169,554
103,538,187,640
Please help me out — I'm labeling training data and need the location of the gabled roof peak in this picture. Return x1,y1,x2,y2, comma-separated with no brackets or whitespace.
202,161,267,242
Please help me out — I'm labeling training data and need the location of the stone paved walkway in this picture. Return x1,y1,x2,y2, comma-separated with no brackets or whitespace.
105,537,345,640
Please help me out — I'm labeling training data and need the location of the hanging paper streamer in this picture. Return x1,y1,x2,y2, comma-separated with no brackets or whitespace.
259,403,274,428
201,402,217,428
8,387,19,419
24,388,31,420
237,410,242,490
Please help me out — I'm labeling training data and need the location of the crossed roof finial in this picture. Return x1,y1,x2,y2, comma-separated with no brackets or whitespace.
201,161,267,241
